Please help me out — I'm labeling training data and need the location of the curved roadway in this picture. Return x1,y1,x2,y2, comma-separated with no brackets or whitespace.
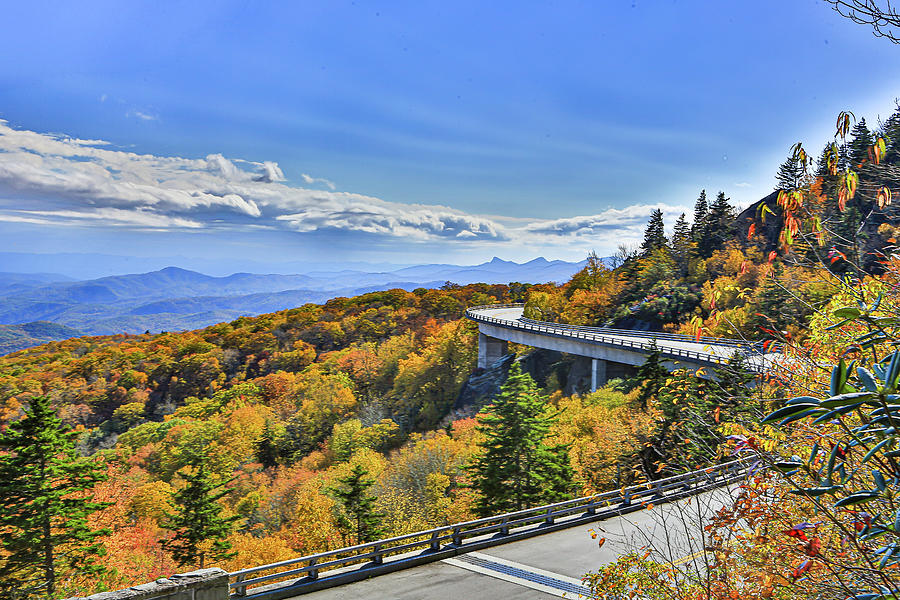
467,304,780,373
300,486,741,599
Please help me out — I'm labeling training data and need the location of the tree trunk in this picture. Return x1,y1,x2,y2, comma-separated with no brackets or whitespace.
44,512,54,598
40,455,54,598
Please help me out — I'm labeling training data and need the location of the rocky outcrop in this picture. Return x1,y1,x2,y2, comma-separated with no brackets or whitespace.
63,568,229,600
455,349,622,415
454,353,515,414
736,190,782,254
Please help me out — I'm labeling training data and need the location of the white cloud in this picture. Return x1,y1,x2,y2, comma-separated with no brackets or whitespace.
0,120,505,241
525,203,691,236
13,208,203,229
129,110,160,122
275,202,504,240
300,173,335,189
258,162,286,183
734,182,752,188
0,120,695,251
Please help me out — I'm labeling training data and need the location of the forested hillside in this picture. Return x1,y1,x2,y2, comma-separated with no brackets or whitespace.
5,105,900,597
0,257,588,350
0,263,757,594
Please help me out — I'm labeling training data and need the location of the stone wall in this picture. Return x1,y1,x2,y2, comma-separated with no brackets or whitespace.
63,568,229,600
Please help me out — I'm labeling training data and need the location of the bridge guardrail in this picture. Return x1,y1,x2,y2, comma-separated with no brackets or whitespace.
467,304,778,353
465,305,771,373
518,318,771,351
229,460,748,598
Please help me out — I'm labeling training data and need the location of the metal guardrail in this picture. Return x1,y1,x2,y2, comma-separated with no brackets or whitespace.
470,303,774,350
229,460,748,598
517,318,768,351
465,305,773,373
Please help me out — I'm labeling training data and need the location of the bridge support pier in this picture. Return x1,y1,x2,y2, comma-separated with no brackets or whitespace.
478,333,508,369
590,358,607,392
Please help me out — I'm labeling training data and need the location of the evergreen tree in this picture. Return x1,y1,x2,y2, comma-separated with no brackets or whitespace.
467,362,573,517
815,141,861,262
328,463,384,544
745,264,806,336
647,355,759,476
883,106,900,165
775,153,805,191
648,369,714,474
162,460,239,568
691,190,709,245
0,395,110,600
671,212,693,275
847,117,874,168
255,421,280,469
815,142,842,197
640,209,668,256
709,354,758,413
816,142,834,178
632,342,668,410
697,192,737,258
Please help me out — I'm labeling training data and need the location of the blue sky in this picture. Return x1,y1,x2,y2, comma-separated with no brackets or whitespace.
0,0,899,275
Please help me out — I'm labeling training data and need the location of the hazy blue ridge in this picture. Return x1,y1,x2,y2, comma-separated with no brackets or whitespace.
0,257,591,353
0,321,83,355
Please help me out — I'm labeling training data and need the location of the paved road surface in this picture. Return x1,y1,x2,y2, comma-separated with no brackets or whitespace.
295,486,737,599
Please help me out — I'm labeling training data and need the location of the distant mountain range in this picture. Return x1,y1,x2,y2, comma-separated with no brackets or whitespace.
0,321,83,356
0,257,590,354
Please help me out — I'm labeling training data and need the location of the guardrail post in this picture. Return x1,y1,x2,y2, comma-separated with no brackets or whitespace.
500,516,509,535
620,490,632,507
653,481,664,499
586,497,596,515
234,573,246,597
544,507,554,525
372,544,383,565
308,557,318,581
452,526,462,546
430,530,441,551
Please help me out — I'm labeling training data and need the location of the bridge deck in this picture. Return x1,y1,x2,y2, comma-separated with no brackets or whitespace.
468,305,779,373
294,487,736,599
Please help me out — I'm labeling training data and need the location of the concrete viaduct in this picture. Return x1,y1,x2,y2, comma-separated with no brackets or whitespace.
468,304,777,390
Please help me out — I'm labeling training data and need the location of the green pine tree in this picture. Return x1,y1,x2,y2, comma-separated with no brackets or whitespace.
648,369,712,473
0,395,110,600
745,264,807,336
648,355,759,476
671,212,693,276
847,117,874,168
709,354,758,414
162,460,239,568
327,463,385,544
691,190,709,245
640,209,668,256
882,106,900,165
775,153,805,191
697,192,736,258
815,142,842,200
467,362,573,517
255,421,280,469
631,342,668,410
